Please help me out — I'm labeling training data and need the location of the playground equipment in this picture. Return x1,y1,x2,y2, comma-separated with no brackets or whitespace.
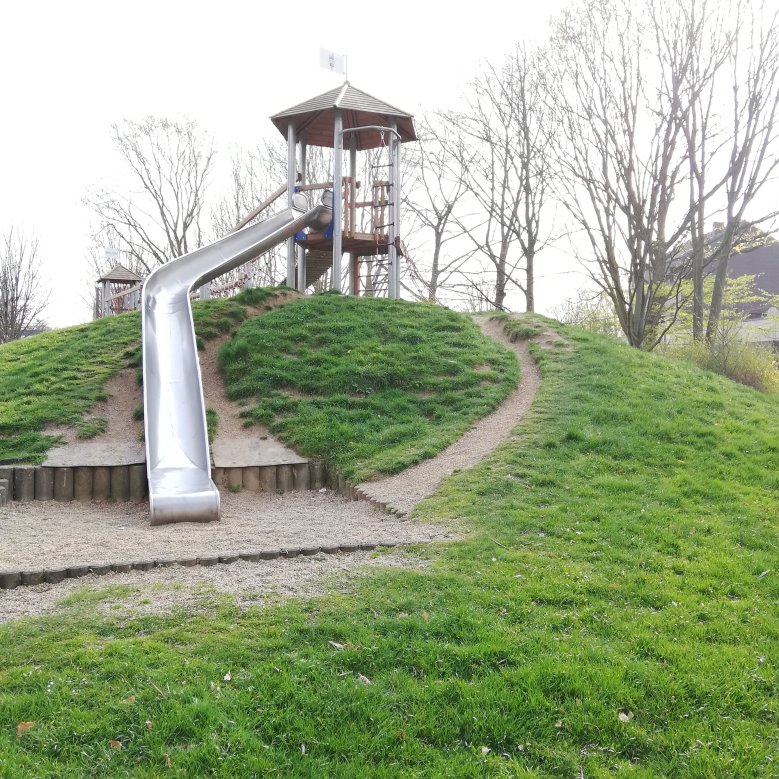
97,84,417,313
266,82,417,297
142,192,332,525
138,82,414,525
94,264,143,318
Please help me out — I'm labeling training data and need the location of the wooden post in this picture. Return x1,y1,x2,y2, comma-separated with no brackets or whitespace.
351,253,360,296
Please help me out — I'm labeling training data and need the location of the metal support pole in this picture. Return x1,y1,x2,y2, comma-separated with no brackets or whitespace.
387,120,398,299
297,137,307,292
332,109,343,292
286,122,297,288
393,122,402,299
348,135,357,295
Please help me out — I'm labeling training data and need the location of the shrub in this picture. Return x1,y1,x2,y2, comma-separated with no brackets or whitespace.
671,337,779,393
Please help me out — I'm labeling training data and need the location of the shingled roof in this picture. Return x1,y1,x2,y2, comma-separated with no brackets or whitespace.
97,264,143,284
270,82,417,150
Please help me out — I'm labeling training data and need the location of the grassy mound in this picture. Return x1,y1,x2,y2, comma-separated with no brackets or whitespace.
0,289,516,472
0,293,268,464
219,293,519,481
1,319,776,776
0,315,140,463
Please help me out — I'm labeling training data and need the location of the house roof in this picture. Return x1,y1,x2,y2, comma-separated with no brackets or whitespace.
728,240,779,317
673,224,779,317
270,82,417,150
97,264,143,283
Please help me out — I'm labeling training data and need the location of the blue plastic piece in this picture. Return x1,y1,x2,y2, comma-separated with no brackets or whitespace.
295,211,333,243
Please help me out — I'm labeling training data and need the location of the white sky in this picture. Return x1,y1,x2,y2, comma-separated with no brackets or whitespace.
0,0,577,328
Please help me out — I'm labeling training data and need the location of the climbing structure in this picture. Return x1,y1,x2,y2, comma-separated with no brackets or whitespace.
268,82,417,297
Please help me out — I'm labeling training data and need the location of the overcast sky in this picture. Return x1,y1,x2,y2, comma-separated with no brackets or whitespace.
1,0,577,328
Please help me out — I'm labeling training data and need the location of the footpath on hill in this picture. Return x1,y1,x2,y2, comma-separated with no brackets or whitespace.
357,317,542,514
0,316,543,622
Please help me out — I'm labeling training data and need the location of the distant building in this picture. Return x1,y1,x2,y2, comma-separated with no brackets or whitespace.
669,224,779,348
716,225,779,348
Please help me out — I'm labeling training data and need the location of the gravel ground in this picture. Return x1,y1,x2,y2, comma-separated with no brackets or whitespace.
0,490,452,571
357,318,542,515
0,550,430,624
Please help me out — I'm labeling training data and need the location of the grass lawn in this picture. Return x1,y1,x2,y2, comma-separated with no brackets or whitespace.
0,317,777,777
219,293,519,481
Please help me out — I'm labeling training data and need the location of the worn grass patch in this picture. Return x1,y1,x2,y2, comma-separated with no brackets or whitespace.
76,417,108,440
219,293,520,481
491,311,552,341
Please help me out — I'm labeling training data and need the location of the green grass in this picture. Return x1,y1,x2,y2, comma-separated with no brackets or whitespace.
0,289,288,464
205,408,218,441
490,311,550,341
0,315,141,463
76,417,108,439
219,293,519,481
1,317,777,777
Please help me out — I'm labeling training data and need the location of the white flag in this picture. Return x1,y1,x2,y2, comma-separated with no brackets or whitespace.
320,48,346,75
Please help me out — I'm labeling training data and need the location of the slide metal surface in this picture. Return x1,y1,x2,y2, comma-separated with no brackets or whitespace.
142,192,331,525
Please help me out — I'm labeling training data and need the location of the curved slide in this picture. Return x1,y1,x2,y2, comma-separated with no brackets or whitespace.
142,192,332,525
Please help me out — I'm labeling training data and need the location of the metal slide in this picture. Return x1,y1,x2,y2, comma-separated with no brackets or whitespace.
142,192,332,525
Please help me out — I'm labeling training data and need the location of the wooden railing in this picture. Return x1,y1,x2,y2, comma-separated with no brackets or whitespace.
235,176,391,240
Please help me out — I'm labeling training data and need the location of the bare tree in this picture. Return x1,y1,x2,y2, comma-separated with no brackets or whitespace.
684,0,779,342
401,115,473,303
678,0,733,341
550,0,779,350
444,44,553,311
87,117,215,276
0,228,49,343
550,0,696,349
209,142,288,289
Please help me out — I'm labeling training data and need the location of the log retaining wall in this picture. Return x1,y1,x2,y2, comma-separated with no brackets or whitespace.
0,460,337,503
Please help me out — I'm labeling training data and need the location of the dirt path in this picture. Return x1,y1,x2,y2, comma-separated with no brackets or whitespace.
356,317,542,515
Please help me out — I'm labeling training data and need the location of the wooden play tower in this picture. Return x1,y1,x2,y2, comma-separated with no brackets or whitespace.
266,82,417,297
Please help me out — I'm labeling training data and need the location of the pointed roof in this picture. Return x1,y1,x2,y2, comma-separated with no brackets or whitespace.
270,82,417,150
97,264,143,284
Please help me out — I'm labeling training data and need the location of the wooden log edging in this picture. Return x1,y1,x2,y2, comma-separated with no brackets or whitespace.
0,459,406,518
0,541,400,590
326,469,407,518
0,460,335,504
